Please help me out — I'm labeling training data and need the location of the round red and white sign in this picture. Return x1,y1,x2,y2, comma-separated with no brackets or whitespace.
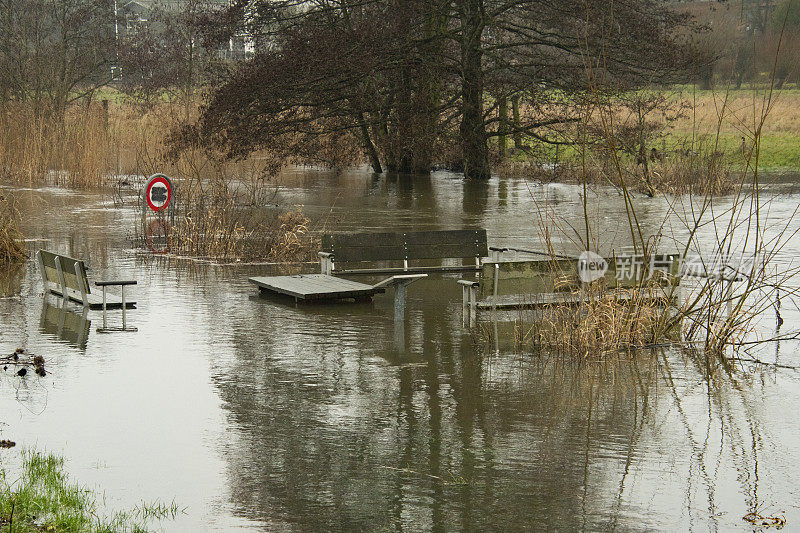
144,174,172,212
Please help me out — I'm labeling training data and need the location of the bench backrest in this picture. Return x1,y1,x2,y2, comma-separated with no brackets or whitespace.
37,250,91,301
322,230,488,263
478,258,576,298
479,253,682,298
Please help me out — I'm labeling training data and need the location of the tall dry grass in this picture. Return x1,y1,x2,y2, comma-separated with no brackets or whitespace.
0,194,27,264
0,104,114,187
0,98,316,262
507,278,679,355
136,147,316,263
0,98,213,187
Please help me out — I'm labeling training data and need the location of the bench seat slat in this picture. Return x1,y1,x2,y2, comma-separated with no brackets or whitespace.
48,287,136,309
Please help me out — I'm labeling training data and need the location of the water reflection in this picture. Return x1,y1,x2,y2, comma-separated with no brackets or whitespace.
1,170,799,531
39,299,91,350
0,261,24,297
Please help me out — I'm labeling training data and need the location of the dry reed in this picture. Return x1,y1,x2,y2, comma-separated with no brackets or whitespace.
136,148,316,262
0,194,27,264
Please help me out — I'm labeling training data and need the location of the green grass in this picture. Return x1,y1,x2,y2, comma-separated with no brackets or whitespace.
498,131,800,173
661,132,800,171
0,449,178,532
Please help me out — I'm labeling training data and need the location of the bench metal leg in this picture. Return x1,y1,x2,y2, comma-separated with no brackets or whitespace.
102,286,107,330
468,285,477,327
97,285,137,333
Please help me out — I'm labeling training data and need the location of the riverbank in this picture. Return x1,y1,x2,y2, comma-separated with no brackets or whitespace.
0,448,177,531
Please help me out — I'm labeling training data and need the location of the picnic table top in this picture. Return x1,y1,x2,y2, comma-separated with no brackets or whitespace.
250,274,386,300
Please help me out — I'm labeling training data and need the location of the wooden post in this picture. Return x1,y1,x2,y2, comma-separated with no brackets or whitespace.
458,280,479,327
394,283,406,322
492,262,500,316
319,252,333,275
469,285,477,327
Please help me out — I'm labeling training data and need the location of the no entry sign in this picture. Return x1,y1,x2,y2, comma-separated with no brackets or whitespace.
144,174,173,212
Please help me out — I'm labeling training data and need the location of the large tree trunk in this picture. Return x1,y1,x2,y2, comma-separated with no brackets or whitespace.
511,93,522,150
357,111,382,173
497,94,507,159
459,0,489,179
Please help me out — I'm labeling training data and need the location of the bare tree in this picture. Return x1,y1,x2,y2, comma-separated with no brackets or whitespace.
0,0,114,119
188,0,697,179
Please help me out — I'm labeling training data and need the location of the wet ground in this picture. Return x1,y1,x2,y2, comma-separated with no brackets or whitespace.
1,169,799,531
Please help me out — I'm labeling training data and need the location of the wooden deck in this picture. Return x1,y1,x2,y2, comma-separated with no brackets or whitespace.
250,274,386,301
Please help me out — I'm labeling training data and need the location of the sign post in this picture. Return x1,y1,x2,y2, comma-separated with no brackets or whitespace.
141,173,174,254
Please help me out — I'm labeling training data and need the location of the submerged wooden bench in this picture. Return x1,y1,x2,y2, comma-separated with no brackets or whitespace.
36,250,136,310
319,229,488,275
459,253,681,325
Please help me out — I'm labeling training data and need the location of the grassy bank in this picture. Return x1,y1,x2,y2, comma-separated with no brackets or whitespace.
670,88,800,171
0,448,177,532
498,87,800,189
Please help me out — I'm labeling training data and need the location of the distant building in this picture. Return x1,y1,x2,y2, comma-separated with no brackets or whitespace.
114,0,253,61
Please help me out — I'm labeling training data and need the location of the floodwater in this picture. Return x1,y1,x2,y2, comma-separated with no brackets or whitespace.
1,169,800,532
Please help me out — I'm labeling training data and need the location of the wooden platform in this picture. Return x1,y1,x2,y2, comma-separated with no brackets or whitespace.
250,274,386,301
48,287,136,310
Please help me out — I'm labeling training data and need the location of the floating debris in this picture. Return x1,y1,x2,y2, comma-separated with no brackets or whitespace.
743,511,786,528
1,348,46,377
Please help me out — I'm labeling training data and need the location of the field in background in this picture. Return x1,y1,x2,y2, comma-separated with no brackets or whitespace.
669,87,800,170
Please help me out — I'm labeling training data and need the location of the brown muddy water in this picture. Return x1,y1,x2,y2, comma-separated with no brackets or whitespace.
1,169,800,531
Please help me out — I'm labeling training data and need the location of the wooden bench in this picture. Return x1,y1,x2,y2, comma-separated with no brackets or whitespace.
459,253,682,325
36,250,136,310
319,229,488,275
